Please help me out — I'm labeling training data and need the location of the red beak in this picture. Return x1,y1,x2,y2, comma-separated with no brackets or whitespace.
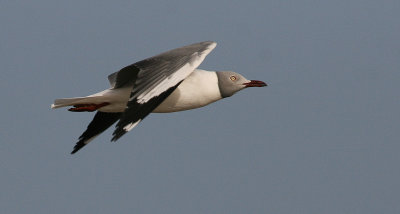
243,80,267,87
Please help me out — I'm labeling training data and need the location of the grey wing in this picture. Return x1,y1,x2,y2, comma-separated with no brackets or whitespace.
110,41,217,141
107,72,117,88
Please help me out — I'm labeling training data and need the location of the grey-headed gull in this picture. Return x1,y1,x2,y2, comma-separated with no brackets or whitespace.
51,41,267,154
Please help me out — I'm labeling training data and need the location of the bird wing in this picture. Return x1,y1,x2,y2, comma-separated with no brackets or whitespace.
111,41,217,141
107,72,118,88
71,112,122,154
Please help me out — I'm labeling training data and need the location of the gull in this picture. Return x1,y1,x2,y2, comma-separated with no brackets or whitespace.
51,41,267,154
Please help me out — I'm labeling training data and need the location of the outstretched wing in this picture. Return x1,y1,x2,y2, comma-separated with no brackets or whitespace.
71,111,122,154
111,41,217,141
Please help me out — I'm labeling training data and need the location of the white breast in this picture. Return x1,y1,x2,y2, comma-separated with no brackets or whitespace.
153,69,223,113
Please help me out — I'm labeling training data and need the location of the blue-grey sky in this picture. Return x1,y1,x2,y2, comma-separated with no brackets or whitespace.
1,0,399,213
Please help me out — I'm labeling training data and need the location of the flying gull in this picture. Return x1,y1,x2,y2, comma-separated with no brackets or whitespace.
51,41,267,154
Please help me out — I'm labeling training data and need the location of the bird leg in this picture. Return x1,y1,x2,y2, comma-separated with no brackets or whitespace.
68,102,110,112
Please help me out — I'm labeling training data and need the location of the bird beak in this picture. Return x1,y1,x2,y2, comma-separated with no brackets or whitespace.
243,80,267,87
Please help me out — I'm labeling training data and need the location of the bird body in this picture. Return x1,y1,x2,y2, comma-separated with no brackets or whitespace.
154,69,222,113
51,41,267,154
52,69,223,113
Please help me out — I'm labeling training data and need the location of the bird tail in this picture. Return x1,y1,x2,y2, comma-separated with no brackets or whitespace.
51,96,105,109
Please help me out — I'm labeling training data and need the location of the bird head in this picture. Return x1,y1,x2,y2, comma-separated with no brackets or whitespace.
216,71,267,98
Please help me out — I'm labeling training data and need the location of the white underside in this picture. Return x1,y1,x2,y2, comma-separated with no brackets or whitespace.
51,69,223,113
153,69,222,112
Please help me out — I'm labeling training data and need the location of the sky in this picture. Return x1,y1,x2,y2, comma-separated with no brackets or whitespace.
1,0,399,213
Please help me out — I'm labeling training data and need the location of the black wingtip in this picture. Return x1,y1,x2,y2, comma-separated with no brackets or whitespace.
111,130,125,142
69,112,122,154
111,121,129,142
71,140,86,154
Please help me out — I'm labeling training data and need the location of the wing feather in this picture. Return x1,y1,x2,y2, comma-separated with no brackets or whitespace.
111,41,217,141
71,112,121,154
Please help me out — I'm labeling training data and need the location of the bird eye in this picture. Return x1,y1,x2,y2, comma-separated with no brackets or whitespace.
230,75,237,81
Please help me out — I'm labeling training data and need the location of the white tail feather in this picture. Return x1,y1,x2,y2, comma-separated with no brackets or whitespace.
51,96,105,109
